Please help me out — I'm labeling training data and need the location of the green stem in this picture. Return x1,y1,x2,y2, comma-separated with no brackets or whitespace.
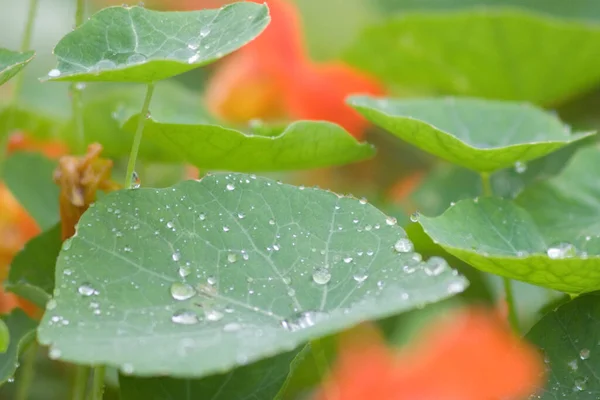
71,0,86,150
503,277,520,333
72,365,90,400
90,366,106,400
0,0,39,172
480,172,492,197
124,82,155,188
310,339,329,379
15,341,37,400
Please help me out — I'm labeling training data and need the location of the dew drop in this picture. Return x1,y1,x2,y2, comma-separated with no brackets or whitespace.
547,243,577,259
394,238,413,253
409,212,420,222
172,251,181,262
424,257,448,276
126,53,146,64
222,226,230,232
121,363,134,375
48,69,61,78
131,171,141,188
268,219,276,225
568,359,578,371
574,378,587,392
281,310,328,332
200,26,211,37
287,288,296,296
447,281,465,294
579,348,590,360
353,269,368,283
205,309,224,321
63,238,72,251
282,276,292,285
171,310,199,325
343,256,353,264
227,253,237,263
237,212,246,219
78,283,96,296
226,183,235,191
385,216,397,226
178,265,192,278
207,276,217,285
48,347,62,359
199,213,206,221
514,161,527,174
223,322,241,332
312,267,331,285
46,299,57,310
170,282,196,301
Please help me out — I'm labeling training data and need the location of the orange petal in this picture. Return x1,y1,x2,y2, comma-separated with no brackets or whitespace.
7,132,69,159
284,62,384,139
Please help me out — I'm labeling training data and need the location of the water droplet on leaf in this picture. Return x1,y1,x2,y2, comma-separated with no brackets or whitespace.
394,238,413,253
170,282,196,301
171,310,199,325
312,267,331,285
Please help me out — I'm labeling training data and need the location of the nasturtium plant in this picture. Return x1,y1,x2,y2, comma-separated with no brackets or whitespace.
419,147,600,294
0,48,34,86
348,96,595,172
44,3,270,82
2,0,600,399
346,9,600,104
38,173,467,376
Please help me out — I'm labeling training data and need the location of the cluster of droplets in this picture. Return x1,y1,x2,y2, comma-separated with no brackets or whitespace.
546,242,581,259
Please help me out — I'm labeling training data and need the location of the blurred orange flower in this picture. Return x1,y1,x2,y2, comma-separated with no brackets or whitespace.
315,307,544,400
53,143,120,240
199,0,383,139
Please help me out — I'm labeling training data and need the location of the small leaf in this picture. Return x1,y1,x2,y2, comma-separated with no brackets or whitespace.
3,152,60,230
526,293,600,399
0,320,9,354
348,96,594,172
121,117,376,171
0,310,37,385
38,173,467,377
45,3,270,82
420,147,600,293
6,224,62,308
119,349,299,400
345,10,600,104
0,49,34,86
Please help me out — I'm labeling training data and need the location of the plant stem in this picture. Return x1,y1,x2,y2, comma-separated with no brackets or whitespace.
90,366,106,400
480,172,492,197
71,0,86,150
72,365,90,400
0,0,39,171
124,82,155,188
15,342,37,400
503,277,520,333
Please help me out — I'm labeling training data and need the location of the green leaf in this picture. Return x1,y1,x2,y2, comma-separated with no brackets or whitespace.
2,152,60,230
6,224,62,308
119,350,299,400
63,82,215,160
121,117,376,171
348,96,594,172
526,293,600,398
0,321,9,354
45,3,270,82
0,105,67,144
420,147,600,293
346,10,600,104
0,310,37,385
38,173,467,377
0,49,34,86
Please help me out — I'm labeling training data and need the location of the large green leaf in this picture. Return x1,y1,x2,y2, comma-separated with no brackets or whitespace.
3,152,60,230
121,116,376,171
6,224,62,308
0,310,37,385
119,350,299,400
0,49,34,86
44,3,269,82
38,173,467,377
346,9,600,104
526,294,600,399
348,96,594,172
419,146,600,294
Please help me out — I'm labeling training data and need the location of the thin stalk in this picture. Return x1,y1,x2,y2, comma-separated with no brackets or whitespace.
480,172,492,197
71,365,90,400
71,0,86,149
15,342,38,400
124,82,155,188
503,277,521,333
0,0,39,171
90,366,106,400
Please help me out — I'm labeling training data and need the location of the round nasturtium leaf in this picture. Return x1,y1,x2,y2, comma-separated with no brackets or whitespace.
0,48,34,86
43,3,270,82
37,173,467,377
348,96,595,173
121,116,376,171
526,294,600,399
345,9,600,105
419,147,600,294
